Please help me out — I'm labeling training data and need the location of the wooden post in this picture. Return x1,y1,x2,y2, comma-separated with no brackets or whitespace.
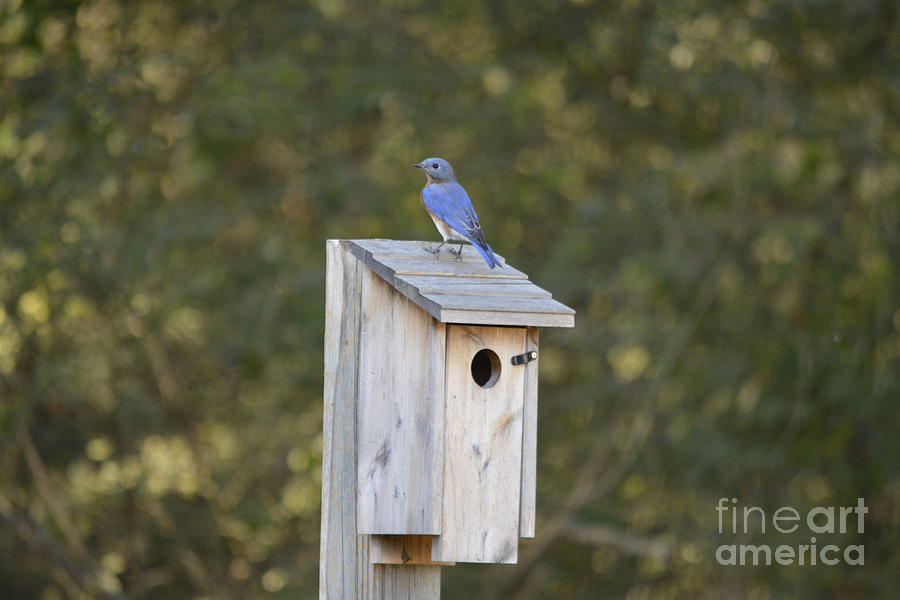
319,240,441,599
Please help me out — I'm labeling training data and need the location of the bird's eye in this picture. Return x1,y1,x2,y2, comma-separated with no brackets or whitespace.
432,163,439,169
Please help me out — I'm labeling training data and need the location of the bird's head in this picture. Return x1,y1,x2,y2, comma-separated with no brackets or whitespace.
413,157,456,183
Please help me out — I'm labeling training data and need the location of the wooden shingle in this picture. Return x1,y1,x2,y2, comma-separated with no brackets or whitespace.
347,239,575,328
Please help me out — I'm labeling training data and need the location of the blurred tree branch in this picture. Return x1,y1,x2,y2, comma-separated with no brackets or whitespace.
563,520,670,559
16,419,90,561
0,494,130,600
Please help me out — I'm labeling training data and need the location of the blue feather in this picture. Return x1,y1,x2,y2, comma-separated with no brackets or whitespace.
422,183,500,268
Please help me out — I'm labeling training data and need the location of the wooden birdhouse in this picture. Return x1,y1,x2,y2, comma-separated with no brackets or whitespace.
319,239,574,599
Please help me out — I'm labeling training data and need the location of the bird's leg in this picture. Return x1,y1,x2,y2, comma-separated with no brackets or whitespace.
427,241,447,256
451,240,465,261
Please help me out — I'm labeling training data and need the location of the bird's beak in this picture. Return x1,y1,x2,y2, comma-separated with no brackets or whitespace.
412,163,423,169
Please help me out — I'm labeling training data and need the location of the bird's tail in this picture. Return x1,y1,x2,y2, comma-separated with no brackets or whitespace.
472,240,502,269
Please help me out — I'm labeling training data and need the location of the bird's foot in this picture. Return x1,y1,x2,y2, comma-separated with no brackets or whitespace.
426,243,445,256
451,245,464,261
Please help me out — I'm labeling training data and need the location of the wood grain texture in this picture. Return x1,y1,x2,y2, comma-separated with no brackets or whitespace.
374,256,529,279
320,240,364,599
346,239,575,328
439,309,574,328
320,240,441,599
370,565,442,599
422,293,574,314
349,238,503,264
370,535,454,565
519,327,539,538
401,276,551,298
357,269,445,534
432,325,526,564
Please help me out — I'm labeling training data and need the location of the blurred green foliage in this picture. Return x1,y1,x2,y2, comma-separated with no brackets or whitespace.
1,0,898,598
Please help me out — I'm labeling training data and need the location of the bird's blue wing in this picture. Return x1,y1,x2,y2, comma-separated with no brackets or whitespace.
422,183,500,268
422,183,477,237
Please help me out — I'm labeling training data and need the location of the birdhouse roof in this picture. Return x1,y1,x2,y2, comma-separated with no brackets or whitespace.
347,239,575,327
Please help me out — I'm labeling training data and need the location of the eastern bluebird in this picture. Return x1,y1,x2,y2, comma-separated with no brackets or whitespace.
412,157,502,269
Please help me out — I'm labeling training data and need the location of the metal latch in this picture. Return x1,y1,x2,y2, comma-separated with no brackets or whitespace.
511,351,538,366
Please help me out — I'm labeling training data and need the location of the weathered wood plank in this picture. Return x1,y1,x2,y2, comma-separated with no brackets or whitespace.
320,240,364,599
400,275,536,286
352,238,450,259
371,565,442,599
349,240,575,327
348,241,524,279
352,238,504,264
519,327,539,538
321,240,442,599
357,537,442,600
346,239,576,329
377,257,526,279
432,325,526,564
400,277,552,298
370,535,454,565
422,293,575,315
439,309,575,328
357,270,445,535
